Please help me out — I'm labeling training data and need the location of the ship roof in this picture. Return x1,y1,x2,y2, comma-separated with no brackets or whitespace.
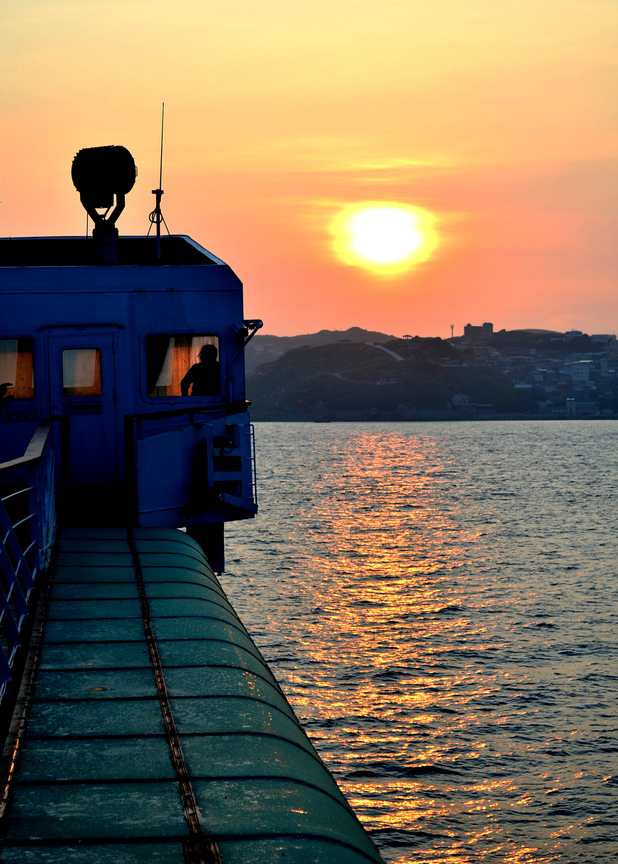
0,235,224,267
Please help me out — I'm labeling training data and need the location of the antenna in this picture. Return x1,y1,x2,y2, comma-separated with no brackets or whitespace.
152,103,165,261
144,103,179,264
159,102,165,190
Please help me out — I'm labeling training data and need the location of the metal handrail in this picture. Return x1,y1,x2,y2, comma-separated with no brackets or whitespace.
0,421,56,731
0,422,54,471
247,424,258,508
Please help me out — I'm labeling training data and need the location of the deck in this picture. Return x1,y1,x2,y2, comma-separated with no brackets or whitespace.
1,528,383,863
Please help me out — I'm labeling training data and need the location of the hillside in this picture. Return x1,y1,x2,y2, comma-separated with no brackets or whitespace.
244,326,396,375
246,337,537,420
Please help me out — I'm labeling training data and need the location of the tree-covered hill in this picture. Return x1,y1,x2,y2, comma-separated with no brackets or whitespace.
244,326,397,375
246,338,537,420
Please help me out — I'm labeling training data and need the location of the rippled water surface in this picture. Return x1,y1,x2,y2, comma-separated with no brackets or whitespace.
222,421,618,863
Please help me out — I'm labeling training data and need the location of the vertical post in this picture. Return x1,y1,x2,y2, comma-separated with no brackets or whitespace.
27,459,41,578
153,103,165,263
153,189,163,261
124,414,139,525
40,442,56,572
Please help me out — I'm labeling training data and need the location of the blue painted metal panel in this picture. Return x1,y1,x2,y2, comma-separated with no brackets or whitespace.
135,412,257,527
1,236,258,530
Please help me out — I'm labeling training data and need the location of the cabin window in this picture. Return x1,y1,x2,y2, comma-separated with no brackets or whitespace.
62,348,102,396
0,338,35,400
147,335,220,398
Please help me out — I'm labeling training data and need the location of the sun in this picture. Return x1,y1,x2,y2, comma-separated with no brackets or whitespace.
331,201,438,274
351,208,421,262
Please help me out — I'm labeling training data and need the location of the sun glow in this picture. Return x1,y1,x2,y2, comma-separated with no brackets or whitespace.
331,202,438,274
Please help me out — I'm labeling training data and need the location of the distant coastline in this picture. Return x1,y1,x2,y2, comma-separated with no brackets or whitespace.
251,413,617,422
246,326,617,421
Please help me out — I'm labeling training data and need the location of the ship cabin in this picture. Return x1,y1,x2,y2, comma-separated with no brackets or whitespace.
0,150,260,572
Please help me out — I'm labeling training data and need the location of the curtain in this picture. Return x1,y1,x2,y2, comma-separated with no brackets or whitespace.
151,336,219,397
62,349,102,396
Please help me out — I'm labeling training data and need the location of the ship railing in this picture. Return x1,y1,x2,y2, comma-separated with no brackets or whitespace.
246,423,258,508
0,421,56,731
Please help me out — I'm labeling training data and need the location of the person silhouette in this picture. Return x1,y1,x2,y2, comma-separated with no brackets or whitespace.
0,383,14,410
180,345,220,396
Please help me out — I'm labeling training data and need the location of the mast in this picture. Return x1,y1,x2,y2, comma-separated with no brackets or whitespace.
152,103,165,262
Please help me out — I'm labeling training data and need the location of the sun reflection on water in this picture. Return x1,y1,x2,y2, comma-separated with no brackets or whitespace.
224,422,618,863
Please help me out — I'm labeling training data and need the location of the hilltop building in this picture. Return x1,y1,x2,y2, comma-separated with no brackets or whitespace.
463,322,493,343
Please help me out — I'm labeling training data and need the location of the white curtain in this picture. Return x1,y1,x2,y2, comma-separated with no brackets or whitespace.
190,335,219,364
63,349,98,388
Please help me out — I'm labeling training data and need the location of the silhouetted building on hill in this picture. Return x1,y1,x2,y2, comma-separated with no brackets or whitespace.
463,322,493,343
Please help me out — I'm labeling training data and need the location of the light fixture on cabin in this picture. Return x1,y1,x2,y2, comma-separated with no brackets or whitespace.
72,145,137,264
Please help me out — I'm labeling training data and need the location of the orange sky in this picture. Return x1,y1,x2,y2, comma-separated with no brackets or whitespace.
1,0,616,337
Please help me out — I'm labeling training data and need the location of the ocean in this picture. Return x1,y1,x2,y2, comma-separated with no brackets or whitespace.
222,421,618,863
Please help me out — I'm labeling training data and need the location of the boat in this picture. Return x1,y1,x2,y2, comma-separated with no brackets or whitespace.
0,146,386,863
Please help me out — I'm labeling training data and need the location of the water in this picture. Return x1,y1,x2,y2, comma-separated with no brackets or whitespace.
222,421,618,863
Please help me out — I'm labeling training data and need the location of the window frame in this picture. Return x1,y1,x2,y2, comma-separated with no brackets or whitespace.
0,336,36,402
142,332,223,402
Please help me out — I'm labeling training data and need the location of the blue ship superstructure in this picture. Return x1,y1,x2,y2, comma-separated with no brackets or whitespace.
1,145,260,571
